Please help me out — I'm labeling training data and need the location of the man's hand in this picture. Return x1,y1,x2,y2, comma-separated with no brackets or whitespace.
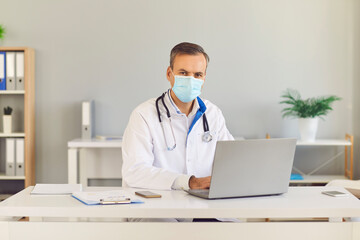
189,176,211,189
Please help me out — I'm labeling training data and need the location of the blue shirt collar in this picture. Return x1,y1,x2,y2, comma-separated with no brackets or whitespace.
196,96,207,114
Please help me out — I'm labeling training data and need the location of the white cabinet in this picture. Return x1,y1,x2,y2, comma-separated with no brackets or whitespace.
290,134,354,184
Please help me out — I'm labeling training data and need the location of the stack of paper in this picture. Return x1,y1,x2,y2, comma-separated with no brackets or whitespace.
31,184,82,195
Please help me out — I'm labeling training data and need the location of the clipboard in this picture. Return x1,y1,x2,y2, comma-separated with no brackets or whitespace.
72,190,143,205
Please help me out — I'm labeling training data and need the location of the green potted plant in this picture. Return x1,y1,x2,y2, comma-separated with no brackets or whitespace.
0,25,5,42
280,89,341,141
3,106,12,134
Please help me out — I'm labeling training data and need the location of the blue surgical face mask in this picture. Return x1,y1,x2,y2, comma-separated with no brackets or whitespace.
171,73,204,103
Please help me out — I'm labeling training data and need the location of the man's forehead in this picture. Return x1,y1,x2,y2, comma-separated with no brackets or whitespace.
173,54,207,72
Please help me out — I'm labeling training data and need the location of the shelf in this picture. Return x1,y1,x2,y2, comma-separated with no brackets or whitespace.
296,139,351,146
0,173,25,180
0,90,25,95
0,133,25,138
68,138,122,148
290,175,348,184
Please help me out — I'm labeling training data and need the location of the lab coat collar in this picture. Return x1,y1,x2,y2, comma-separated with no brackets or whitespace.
166,89,203,117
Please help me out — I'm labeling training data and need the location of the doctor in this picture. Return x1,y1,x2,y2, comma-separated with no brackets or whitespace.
122,42,234,191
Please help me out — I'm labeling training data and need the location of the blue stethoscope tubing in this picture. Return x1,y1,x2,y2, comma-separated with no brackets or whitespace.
155,92,212,151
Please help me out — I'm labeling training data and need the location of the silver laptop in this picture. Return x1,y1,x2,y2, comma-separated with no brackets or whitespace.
185,138,296,199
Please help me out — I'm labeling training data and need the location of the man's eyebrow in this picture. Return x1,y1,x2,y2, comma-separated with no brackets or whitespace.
177,69,188,72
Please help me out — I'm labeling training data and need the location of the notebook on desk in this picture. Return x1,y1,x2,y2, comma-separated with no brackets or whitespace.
31,184,82,195
185,138,297,199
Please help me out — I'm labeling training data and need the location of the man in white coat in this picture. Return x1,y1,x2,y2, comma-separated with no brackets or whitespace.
122,42,234,192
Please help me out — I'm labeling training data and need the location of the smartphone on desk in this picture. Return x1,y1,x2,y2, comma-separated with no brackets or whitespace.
322,191,350,197
135,191,162,198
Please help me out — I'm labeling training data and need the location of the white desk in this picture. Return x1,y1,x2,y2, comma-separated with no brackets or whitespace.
67,138,122,186
0,186,360,240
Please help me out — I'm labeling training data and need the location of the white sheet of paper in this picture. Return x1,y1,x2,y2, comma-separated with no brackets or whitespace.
72,190,135,205
31,184,82,195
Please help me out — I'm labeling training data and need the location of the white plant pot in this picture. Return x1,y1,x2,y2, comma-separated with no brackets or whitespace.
298,118,318,142
3,115,12,134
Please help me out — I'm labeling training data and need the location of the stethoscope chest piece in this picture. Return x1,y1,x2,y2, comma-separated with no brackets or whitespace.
202,131,213,143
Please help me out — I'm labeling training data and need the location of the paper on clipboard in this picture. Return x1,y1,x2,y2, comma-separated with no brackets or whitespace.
72,190,143,205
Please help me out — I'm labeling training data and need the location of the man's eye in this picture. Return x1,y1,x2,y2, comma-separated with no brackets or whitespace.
179,72,186,75
195,73,203,78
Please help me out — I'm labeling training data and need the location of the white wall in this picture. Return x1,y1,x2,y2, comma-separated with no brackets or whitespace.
1,0,358,182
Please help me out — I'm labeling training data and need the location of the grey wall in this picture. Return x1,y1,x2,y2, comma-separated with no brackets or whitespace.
1,0,359,183
353,0,360,179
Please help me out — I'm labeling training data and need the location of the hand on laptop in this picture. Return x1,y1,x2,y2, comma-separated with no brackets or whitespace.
189,176,211,189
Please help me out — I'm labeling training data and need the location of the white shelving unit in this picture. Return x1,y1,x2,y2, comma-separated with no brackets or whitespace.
296,140,351,146
68,138,123,186
290,175,349,184
68,138,122,148
68,136,354,186
290,134,354,185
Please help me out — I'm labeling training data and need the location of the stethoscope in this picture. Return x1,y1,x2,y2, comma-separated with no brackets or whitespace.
155,92,213,151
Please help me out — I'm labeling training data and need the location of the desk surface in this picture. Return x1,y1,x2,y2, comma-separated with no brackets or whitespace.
0,186,359,219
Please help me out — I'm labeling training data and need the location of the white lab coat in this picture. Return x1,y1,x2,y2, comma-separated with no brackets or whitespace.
122,90,234,190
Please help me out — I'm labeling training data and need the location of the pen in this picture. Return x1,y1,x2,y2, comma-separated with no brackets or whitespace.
99,197,131,205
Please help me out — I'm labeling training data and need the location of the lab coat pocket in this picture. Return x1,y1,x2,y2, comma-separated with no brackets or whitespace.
153,143,171,169
153,139,186,173
153,141,168,155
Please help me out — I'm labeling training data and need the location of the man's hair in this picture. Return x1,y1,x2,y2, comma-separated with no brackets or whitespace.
170,42,210,69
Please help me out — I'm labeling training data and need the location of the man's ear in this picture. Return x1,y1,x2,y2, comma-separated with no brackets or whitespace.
166,66,172,82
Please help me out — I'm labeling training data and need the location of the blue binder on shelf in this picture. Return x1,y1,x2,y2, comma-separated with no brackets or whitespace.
290,174,304,180
0,51,6,90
